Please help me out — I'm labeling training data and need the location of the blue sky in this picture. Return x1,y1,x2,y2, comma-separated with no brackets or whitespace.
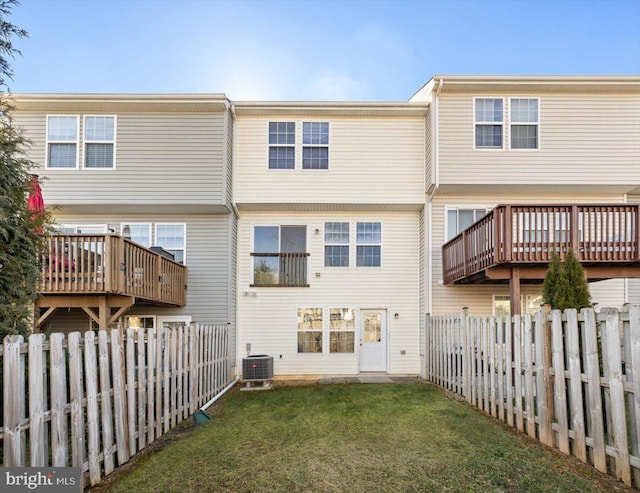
8,0,640,100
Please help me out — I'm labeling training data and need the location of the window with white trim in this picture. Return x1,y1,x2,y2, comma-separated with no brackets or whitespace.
446,209,488,241
510,99,538,149
121,223,151,248
329,308,355,353
125,315,155,330
47,116,79,168
324,222,349,267
84,116,115,168
155,224,186,264
297,307,323,353
474,98,503,148
55,224,108,234
493,295,511,319
302,122,329,169
268,122,295,169
356,222,381,267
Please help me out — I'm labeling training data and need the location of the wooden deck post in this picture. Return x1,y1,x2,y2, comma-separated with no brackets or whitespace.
509,268,521,315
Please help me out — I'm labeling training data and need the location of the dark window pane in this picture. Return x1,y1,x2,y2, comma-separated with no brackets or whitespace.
302,147,328,169
356,245,381,267
324,245,349,267
269,122,295,145
253,257,279,285
298,331,323,352
511,125,538,149
48,143,77,168
281,226,306,253
85,143,114,168
269,146,295,169
330,331,354,353
254,226,279,252
475,125,503,148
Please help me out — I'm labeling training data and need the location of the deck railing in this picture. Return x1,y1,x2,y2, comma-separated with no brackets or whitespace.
40,234,187,306
250,252,310,287
443,204,640,284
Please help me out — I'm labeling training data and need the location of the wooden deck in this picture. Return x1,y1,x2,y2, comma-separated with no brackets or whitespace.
443,204,640,285
37,234,187,329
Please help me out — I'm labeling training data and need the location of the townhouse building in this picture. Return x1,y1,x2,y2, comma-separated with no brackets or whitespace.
11,75,639,378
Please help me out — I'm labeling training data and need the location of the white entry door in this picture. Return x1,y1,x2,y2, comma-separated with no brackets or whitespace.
359,310,387,372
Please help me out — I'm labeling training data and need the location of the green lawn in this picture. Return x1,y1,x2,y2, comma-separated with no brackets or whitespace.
98,382,628,493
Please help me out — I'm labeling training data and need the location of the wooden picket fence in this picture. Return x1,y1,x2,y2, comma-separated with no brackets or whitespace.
425,306,640,489
0,324,233,488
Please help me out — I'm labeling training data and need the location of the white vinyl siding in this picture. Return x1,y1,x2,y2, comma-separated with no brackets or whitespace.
237,211,420,376
46,115,79,168
235,116,424,207
84,115,116,168
15,111,229,207
438,94,640,187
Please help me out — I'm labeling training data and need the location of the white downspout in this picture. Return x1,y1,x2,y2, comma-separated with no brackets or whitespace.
427,78,444,314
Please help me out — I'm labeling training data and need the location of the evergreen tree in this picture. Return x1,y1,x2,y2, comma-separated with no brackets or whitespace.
542,248,591,310
0,0,49,338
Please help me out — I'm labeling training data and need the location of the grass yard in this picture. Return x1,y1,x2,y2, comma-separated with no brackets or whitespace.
97,382,629,493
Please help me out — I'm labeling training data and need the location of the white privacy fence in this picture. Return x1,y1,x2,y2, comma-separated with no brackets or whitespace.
1,325,233,488
425,307,639,489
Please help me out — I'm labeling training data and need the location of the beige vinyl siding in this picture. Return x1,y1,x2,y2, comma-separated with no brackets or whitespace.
234,116,424,207
425,109,433,191
237,211,420,376
224,110,234,208
13,111,228,206
430,193,628,315
438,94,640,187
47,213,234,329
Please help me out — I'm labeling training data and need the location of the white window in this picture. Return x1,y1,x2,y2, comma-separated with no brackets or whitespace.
302,122,329,169
297,307,323,353
329,308,355,353
356,222,381,267
446,209,488,241
47,115,79,168
474,98,503,149
84,116,115,168
121,223,151,247
155,224,186,264
510,99,538,149
324,222,349,267
268,122,295,169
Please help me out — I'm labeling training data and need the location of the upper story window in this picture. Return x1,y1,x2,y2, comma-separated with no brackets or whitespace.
356,222,381,267
474,98,503,149
302,122,329,169
268,122,295,169
155,223,186,264
267,121,330,170
510,99,539,149
84,116,116,168
324,222,349,267
252,225,308,287
446,208,488,240
47,116,79,168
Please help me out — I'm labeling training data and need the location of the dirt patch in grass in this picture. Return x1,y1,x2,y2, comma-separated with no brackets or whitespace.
94,382,633,493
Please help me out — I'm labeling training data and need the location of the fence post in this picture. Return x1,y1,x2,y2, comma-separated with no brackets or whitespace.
28,333,46,466
566,309,587,463
602,308,631,486
551,310,569,454
535,308,553,447
3,335,25,466
461,308,470,401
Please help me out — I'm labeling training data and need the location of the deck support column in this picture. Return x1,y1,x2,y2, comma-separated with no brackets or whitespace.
509,268,521,316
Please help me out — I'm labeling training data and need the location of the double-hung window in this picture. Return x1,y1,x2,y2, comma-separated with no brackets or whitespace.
84,116,116,168
47,116,79,168
329,308,355,353
510,98,539,149
268,122,295,169
356,222,381,267
155,224,186,264
297,307,323,353
324,222,349,267
302,122,329,169
474,98,503,149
